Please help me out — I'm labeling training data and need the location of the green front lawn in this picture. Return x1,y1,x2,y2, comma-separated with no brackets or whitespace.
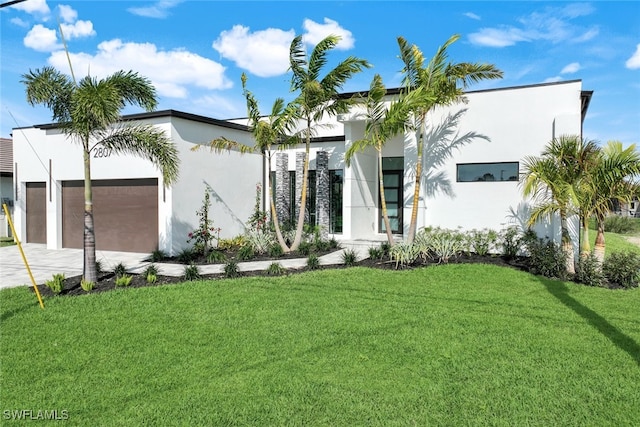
1,265,639,425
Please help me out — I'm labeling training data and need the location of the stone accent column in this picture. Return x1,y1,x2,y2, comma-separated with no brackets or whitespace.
315,151,329,239
275,153,289,225
295,152,307,222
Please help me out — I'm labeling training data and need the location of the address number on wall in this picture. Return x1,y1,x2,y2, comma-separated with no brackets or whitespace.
93,148,113,158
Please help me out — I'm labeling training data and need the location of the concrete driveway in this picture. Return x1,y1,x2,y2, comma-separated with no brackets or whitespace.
0,243,151,290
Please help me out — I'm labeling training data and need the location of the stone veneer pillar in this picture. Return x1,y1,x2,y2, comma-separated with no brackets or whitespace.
275,152,289,225
295,152,307,222
315,151,329,239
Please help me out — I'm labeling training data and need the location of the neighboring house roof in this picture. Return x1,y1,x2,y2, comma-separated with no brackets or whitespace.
0,138,12,174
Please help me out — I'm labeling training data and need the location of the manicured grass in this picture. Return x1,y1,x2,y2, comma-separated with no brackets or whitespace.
588,228,640,256
1,265,639,425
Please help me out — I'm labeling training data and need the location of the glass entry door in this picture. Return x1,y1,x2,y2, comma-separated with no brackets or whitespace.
380,170,403,234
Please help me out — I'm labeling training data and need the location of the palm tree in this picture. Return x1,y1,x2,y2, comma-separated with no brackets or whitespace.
578,141,640,261
193,73,300,253
22,66,180,284
397,34,503,243
520,135,599,274
288,34,370,250
344,74,421,245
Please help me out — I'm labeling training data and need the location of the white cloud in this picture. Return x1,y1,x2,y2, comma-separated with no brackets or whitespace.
302,18,355,50
464,12,481,20
23,24,60,52
10,0,50,15
574,27,599,43
544,76,562,83
10,17,29,28
626,44,640,70
58,5,77,23
47,39,232,98
468,27,528,47
561,62,581,74
60,20,96,39
213,25,295,77
128,0,183,19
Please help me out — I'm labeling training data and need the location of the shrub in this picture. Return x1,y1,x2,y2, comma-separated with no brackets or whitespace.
266,262,286,276
238,245,255,261
80,278,94,292
183,264,201,281
177,248,195,264
218,235,247,251
268,244,284,258
143,264,159,284
224,261,240,278
575,252,605,287
467,228,498,256
298,241,312,256
146,273,157,284
150,249,166,262
368,246,383,260
45,273,65,295
95,260,104,275
315,239,331,252
246,230,274,254
341,249,358,266
499,226,522,259
187,190,221,254
329,238,340,249
115,274,132,287
113,262,127,278
389,243,420,269
207,249,226,263
306,254,320,270
248,183,268,232
428,229,466,263
603,215,639,235
523,236,567,280
379,242,391,258
603,251,640,288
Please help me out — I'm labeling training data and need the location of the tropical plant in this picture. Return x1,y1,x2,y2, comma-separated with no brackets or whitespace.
341,248,359,266
22,67,179,284
266,262,286,276
602,251,640,288
80,278,94,292
521,135,599,274
223,260,240,278
288,34,370,250
397,34,503,243
389,242,421,269
115,274,132,287
183,264,201,281
192,73,299,253
113,262,127,278
45,273,65,295
187,190,220,254
306,253,320,270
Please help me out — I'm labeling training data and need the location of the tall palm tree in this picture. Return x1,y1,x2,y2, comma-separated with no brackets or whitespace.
578,141,640,261
397,34,503,243
193,73,300,252
22,66,180,284
520,135,598,274
345,74,422,245
288,34,370,250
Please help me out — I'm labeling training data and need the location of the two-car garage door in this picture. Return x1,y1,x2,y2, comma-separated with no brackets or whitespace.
62,178,159,252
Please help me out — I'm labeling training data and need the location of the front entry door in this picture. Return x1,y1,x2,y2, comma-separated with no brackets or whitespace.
379,170,403,234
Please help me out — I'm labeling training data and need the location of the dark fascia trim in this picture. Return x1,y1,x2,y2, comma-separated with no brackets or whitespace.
581,90,593,123
30,109,251,132
338,79,586,99
310,135,345,144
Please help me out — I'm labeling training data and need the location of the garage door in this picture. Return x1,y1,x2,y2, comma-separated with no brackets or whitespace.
26,182,47,243
62,178,158,252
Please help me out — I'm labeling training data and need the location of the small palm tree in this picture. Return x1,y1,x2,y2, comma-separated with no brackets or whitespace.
397,34,503,243
193,73,300,252
288,34,370,250
22,67,180,283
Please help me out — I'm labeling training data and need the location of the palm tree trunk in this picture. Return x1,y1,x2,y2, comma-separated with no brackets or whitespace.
406,128,423,244
290,119,311,251
593,215,606,263
378,148,395,246
83,144,97,283
580,214,591,257
560,210,575,275
267,153,290,253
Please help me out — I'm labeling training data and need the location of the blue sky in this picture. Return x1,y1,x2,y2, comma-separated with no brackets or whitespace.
1,1,639,146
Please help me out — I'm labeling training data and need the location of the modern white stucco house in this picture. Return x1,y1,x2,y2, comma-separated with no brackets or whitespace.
10,79,590,254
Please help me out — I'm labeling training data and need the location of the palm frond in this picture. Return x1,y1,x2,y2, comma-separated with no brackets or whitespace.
21,66,74,123
308,35,340,81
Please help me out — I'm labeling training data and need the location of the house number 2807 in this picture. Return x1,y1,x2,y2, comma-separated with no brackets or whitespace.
93,148,113,158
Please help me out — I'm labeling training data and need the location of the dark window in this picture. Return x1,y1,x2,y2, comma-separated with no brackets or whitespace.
456,162,519,182
329,169,343,233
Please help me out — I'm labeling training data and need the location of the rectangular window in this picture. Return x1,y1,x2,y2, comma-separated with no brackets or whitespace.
456,162,519,182
329,169,343,233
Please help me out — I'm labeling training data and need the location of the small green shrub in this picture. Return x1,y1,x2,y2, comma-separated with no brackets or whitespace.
95,260,104,274
603,215,639,235
246,230,274,254
80,278,94,292
146,273,157,284
575,252,605,287
266,262,286,276
368,246,383,260
113,262,127,278
268,244,284,258
224,261,240,278
341,249,358,266
500,226,522,259
389,243,420,269
218,235,247,251
183,264,201,281
150,249,166,262
207,249,226,263
379,242,391,258
523,235,567,280
315,239,331,252
177,248,195,264
603,251,640,288
429,229,466,263
238,245,255,261
298,241,312,256
143,264,159,284
45,273,65,294
467,228,498,256
306,254,320,270
115,274,132,287
329,238,340,249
